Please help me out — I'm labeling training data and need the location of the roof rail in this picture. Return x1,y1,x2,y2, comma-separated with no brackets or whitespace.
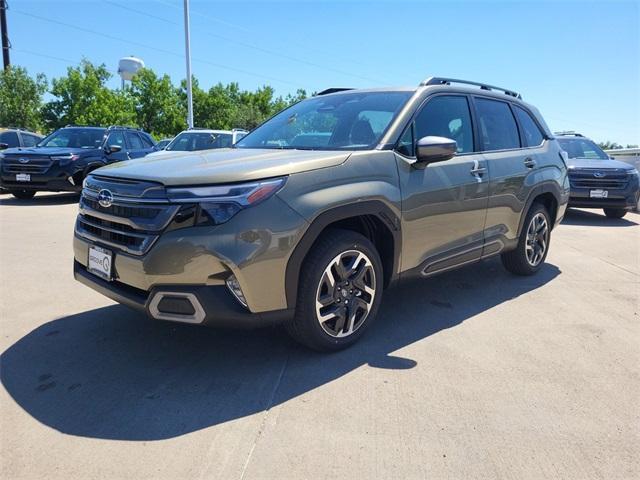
3,126,36,133
554,131,583,137
315,88,354,96
107,125,140,130
421,77,522,99
232,128,249,132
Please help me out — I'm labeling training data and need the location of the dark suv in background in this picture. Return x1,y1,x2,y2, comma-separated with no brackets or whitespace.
557,132,640,218
0,125,155,199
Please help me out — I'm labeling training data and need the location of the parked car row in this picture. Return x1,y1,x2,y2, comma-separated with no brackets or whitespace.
2,77,638,351
0,126,248,199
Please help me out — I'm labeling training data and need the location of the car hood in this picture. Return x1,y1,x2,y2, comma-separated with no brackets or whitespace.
94,148,352,185
1,146,95,156
567,157,634,171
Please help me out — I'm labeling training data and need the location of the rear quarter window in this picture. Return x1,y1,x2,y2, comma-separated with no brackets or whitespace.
514,106,544,147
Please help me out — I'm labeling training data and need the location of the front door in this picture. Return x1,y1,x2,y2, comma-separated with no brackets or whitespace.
396,94,489,275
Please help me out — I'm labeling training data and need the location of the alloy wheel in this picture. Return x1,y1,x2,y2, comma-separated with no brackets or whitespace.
525,212,549,267
315,249,376,338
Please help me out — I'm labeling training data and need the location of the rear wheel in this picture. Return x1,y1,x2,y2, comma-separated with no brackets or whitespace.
285,229,383,351
603,208,627,219
501,203,551,276
10,189,36,200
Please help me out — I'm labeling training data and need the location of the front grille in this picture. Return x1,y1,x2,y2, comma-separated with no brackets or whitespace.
82,196,161,219
2,156,53,174
569,169,629,190
75,176,179,256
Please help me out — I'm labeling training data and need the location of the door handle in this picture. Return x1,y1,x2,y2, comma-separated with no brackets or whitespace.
524,157,536,169
470,166,487,176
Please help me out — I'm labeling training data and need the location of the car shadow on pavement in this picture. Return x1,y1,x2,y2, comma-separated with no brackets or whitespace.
1,258,559,441
562,208,639,227
0,192,80,206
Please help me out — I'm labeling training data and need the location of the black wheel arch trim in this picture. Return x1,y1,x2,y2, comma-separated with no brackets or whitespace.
284,200,402,309
517,181,563,237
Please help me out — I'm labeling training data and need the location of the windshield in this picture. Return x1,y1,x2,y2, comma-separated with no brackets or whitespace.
38,128,106,149
557,138,609,160
166,132,233,151
235,91,413,151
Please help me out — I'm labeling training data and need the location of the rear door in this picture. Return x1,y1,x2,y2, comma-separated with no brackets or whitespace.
474,97,541,254
124,131,147,159
395,94,489,275
138,132,156,157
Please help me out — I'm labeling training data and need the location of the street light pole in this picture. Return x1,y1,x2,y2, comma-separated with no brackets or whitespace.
1,0,10,70
183,0,194,129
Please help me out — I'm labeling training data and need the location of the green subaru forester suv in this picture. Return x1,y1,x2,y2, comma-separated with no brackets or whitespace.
74,77,569,351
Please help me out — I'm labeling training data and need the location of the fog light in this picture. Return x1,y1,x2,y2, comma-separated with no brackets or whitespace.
226,274,248,308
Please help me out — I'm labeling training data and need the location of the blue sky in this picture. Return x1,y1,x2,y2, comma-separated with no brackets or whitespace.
7,0,640,145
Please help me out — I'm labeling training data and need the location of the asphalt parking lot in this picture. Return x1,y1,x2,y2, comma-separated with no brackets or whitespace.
1,193,638,480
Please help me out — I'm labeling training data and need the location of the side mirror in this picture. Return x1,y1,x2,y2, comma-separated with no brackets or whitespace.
415,136,457,167
106,144,122,154
0,143,9,150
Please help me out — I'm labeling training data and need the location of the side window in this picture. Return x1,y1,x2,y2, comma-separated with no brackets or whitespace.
139,133,154,148
21,134,39,147
396,124,414,157
106,131,126,149
414,95,474,154
125,131,144,150
514,106,544,147
0,131,20,147
475,98,521,151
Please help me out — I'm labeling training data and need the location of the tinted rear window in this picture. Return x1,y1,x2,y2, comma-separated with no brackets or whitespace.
475,98,521,151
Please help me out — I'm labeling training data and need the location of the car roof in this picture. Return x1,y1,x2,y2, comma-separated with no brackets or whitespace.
179,129,235,134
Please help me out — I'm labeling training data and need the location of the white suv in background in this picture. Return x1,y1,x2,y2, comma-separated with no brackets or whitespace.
146,128,248,157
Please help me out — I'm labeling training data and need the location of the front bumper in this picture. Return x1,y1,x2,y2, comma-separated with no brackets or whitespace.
0,163,83,192
74,260,293,328
568,172,639,210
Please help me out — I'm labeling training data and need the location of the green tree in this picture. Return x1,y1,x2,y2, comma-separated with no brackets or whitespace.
0,66,47,131
130,68,185,137
41,60,135,131
598,141,622,150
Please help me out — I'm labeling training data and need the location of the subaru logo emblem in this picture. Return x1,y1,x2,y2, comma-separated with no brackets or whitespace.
593,171,606,178
97,189,114,208
18,157,29,164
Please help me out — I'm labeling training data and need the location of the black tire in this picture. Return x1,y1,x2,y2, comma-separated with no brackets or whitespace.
501,203,551,276
603,208,627,219
285,229,384,351
10,189,36,200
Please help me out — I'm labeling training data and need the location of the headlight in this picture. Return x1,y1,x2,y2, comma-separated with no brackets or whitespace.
166,177,286,226
627,168,639,176
51,154,80,166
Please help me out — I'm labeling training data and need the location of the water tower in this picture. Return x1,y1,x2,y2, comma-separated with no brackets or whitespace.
118,56,145,89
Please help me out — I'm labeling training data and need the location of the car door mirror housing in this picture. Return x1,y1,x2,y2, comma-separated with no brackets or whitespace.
415,136,457,167
0,143,9,150
106,144,122,154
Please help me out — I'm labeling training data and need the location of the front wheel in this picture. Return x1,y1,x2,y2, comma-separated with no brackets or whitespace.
603,208,627,219
10,189,36,200
501,203,551,276
285,229,383,351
